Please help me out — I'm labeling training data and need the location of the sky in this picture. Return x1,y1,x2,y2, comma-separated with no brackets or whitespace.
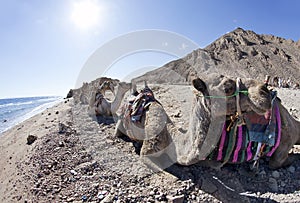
0,0,300,98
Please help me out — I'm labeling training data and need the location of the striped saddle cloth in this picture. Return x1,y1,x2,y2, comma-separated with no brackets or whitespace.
125,87,157,123
206,98,281,164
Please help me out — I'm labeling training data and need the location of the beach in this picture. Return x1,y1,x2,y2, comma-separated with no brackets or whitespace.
0,86,299,202
0,99,73,202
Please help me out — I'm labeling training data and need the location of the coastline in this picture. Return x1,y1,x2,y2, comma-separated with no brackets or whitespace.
0,97,63,135
0,99,72,202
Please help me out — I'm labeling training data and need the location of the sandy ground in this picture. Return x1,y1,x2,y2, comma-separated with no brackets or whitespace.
0,85,299,203
0,100,73,202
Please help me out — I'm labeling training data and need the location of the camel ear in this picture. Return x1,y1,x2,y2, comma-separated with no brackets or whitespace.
192,78,207,94
144,81,148,88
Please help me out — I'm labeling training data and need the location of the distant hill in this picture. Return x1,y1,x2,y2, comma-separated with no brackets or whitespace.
133,28,300,84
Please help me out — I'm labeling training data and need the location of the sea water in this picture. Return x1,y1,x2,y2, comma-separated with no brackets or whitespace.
0,96,62,134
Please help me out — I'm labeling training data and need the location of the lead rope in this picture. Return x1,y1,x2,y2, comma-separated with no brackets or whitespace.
236,78,246,126
236,78,242,117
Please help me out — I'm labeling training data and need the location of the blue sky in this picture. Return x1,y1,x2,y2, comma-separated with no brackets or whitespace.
0,0,299,98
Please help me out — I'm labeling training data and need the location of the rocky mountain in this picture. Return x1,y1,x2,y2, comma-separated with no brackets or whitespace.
133,28,300,84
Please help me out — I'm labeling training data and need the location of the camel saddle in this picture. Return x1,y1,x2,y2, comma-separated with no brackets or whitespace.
206,91,281,164
125,87,159,123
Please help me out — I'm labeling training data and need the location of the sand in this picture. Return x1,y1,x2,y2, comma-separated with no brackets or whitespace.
0,100,73,202
0,86,299,202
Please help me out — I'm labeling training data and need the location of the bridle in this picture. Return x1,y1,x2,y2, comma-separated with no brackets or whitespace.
195,78,248,126
195,78,248,107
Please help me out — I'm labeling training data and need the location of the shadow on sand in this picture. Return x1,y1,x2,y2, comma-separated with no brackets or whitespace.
164,157,300,203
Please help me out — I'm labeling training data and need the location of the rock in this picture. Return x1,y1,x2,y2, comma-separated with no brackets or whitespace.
58,141,64,147
43,169,50,175
101,194,114,203
287,166,295,173
76,161,99,174
97,194,105,200
66,89,73,98
58,123,71,134
272,170,280,178
174,111,181,118
201,179,218,194
27,135,37,145
92,183,99,189
268,178,279,192
167,194,184,203
66,197,75,202
55,111,59,115
82,195,88,202
149,191,155,196
70,170,78,176
191,194,196,200
259,170,266,178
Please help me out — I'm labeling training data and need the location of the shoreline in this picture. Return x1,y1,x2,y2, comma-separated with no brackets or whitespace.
0,97,63,135
0,99,73,202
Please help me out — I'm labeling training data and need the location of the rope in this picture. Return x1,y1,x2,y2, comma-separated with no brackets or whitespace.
195,90,248,99
236,78,242,117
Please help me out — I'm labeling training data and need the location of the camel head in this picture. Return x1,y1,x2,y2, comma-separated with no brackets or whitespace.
192,75,272,118
99,81,115,95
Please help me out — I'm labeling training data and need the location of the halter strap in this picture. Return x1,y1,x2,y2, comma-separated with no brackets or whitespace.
236,78,242,117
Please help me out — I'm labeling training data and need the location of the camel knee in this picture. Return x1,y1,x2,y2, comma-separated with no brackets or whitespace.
114,120,126,137
140,142,155,156
269,152,289,169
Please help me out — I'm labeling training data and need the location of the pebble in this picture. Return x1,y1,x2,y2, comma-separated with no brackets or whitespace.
101,194,114,202
272,170,280,178
259,170,267,179
191,194,196,200
58,141,64,147
70,170,77,176
167,194,184,203
268,178,279,192
66,197,75,202
201,180,218,194
97,194,105,200
288,166,296,173
82,195,88,202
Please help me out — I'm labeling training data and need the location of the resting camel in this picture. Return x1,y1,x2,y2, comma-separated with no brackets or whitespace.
114,75,300,169
89,81,131,117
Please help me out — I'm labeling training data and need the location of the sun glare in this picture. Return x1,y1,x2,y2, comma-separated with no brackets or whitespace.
71,0,101,29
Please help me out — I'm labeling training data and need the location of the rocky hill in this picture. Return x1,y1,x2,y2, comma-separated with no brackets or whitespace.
133,28,300,84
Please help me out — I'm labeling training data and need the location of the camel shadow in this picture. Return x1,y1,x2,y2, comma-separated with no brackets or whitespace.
164,156,300,203
96,115,115,125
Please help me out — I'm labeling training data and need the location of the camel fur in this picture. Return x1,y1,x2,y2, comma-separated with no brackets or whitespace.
114,75,300,169
89,81,131,117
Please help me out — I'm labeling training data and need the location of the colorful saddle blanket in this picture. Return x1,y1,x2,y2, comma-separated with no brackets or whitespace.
206,94,281,164
125,87,158,122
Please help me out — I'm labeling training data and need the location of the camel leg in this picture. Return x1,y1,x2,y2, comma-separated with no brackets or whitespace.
114,120,126,138
269,139,293,169
281,153,300,167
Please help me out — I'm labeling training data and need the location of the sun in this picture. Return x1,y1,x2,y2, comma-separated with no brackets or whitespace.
71,0,101,29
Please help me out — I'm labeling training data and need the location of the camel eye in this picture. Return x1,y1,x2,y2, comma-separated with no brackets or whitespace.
223,81,236,95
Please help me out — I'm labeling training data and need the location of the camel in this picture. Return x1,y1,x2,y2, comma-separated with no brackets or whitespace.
89,81,131,117
114,75,300,169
